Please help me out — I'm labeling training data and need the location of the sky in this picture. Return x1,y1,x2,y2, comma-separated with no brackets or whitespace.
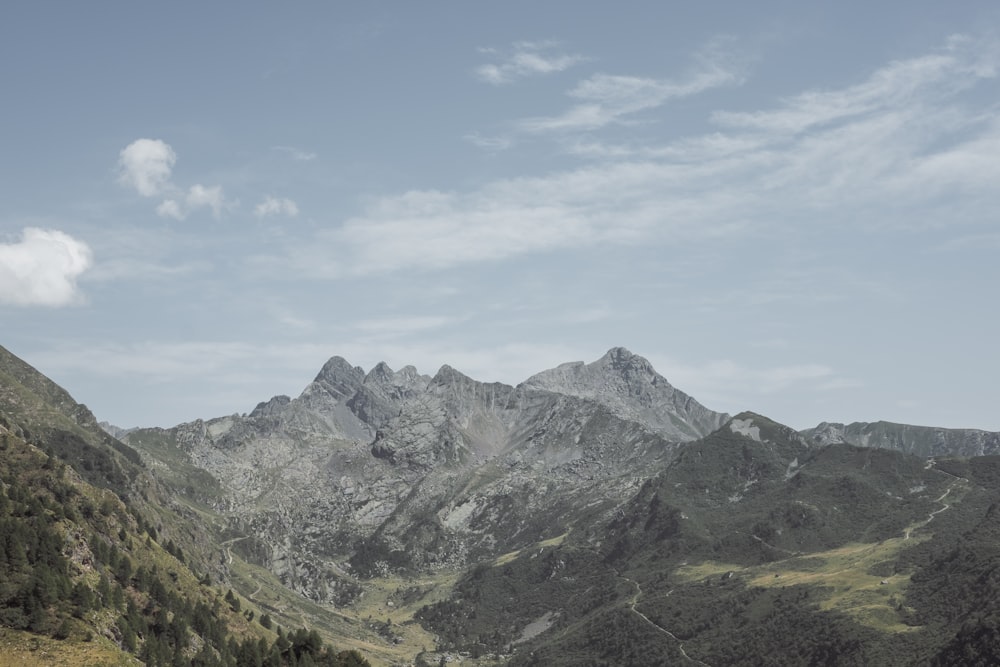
2,2,1000,431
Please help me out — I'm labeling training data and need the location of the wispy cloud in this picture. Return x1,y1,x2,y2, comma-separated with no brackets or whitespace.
522,70,739,133
84,257,210,283
463,132,512,152
0,228,92,306
476,40,584,85
713,34,996,134
254,196,300,218
272,145,318,161
157,184,234,220
520,39,745,133
265,36,1000,279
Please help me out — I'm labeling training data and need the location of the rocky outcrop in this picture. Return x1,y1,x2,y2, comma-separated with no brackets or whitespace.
801,421,1000,458
522,347,729,440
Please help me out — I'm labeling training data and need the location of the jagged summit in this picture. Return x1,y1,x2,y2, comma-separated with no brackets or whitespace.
286,348,730,444
523,346,662,393
431,363,475,386
364,361,394,384
314,355,364,384
522,347,729,441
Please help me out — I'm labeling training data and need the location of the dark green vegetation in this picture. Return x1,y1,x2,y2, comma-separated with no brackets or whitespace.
0,344,371,666
416,415,1000,665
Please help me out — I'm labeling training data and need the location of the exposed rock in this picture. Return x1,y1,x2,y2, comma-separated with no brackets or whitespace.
522,347,728,440
802,421,1000,457
124,348,724,602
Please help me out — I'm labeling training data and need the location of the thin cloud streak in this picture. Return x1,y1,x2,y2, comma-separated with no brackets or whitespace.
520,38,745,133
264,35,1000,279
272,145,318,161
476,40,584,85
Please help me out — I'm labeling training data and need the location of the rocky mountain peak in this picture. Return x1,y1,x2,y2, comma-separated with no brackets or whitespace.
602,346,649,369
431,364,475,387
523,347,660,396
315,355,364,383
522,347,728,442
364,361,395,385
249,394,291,419
310,356,366,402
361,362,430,392
393,365,425,385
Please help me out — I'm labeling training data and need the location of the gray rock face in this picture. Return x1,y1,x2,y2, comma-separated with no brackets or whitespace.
99,421,135,439
125,347,727,603
522,347,729,440
801,421,1000,458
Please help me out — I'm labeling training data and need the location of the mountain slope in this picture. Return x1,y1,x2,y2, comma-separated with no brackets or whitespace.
417,412,998,666
0,344,371,666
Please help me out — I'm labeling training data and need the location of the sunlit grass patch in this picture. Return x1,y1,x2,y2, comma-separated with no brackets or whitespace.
0,627,138,667
494,530,569,567
674,535,928,634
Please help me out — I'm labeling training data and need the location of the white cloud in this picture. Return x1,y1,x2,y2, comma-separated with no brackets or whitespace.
156,185,233,220
0,228,92,306
118,138,232,219
476,40,584,85
463,132,512,152
185,184,228,218
521,40,744,132
254,196,300,218
272,145,318,161
712,34,995,135
267,36,1000,279
156,199,184,219
117,138,176,196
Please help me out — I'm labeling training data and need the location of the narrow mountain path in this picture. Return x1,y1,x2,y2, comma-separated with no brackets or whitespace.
220,536,249,565
904,481,960,540
614,570,711,667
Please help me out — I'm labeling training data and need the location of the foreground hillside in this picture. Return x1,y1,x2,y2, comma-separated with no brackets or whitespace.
0,344,370,666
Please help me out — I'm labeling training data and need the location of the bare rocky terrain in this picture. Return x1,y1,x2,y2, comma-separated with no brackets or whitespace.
123,348,728,601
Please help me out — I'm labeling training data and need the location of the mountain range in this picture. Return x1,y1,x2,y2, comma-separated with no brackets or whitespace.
3,343,1000,665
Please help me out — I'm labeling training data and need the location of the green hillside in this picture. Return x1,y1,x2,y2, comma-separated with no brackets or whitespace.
416,413,1000,666
0,344,370,667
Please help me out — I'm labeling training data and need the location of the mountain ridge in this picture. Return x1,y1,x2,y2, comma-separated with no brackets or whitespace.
9,341,1000,665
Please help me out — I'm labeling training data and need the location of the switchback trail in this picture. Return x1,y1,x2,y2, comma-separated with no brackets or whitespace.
615,570,711,667
904,480,962,540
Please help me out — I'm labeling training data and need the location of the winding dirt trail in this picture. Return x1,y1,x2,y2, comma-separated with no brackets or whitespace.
904,481,960,540
615,570,711,666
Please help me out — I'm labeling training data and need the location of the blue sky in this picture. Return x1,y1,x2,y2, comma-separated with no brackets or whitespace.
2,2,999,431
